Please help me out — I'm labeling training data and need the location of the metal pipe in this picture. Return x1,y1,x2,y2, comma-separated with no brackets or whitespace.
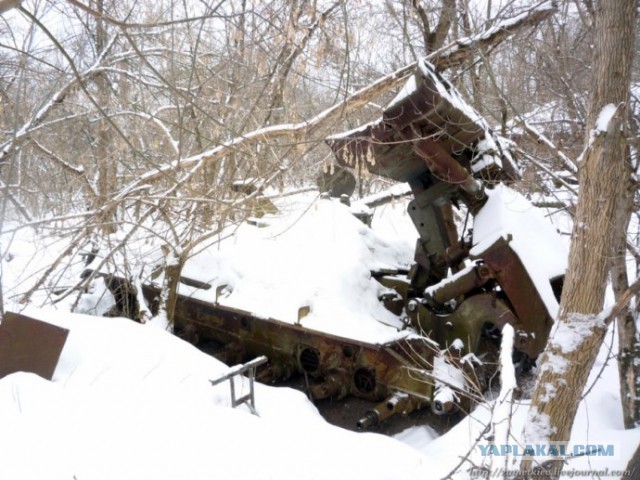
356,392,419,429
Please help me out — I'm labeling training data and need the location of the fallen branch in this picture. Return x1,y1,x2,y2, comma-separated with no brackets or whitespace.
433,1,557,71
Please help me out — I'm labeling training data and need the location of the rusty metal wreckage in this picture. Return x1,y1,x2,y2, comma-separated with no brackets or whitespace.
131,61,558,428
57,60,562,429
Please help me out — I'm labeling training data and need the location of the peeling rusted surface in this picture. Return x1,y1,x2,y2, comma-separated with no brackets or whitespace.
472,237,555,358
147,284,437,405
0,312,69,380
326,62,514,186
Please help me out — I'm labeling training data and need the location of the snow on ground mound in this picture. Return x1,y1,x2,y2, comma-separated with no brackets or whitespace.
181,194,416,344
0,308,429,480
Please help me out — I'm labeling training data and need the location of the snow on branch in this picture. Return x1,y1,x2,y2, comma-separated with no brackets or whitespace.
434,1,557,71
112,4,557,201
518,120,578,174
110,111,180,155
0,34,118,165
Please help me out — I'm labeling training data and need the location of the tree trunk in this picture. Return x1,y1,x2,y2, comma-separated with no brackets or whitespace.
610,167,640,429
519,1,635,478
156,244,184,330
625,441,640,477
94,0,116,234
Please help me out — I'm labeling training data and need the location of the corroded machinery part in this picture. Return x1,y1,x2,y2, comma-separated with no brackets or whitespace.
356,392,423,429
405,292,515,356
101,272,480,427
423,262,494,307
0,312,69,381
309,369,351,400
134,278,442,410
431,387,457,415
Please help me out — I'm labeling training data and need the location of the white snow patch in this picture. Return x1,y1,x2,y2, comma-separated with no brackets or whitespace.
386,73,418,109
432,355,466,392
498,324,517,395
595,103,618,133
539,382,558,403
539,352,570,376
425,261,480,299
74,276,116,316
450,338,465,352
523,408,556,444
548,312,606,354
461,352,482,367
178,194,415,344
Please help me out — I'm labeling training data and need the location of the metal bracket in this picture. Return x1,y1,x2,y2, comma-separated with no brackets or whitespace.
210,355,268,415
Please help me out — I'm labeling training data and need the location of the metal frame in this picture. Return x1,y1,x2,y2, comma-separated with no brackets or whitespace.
210,355,268,415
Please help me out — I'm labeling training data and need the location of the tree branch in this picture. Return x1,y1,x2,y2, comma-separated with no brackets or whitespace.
603,275,640,328
109,3,556,203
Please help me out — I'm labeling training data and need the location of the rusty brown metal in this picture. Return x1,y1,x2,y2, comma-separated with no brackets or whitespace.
423,263,494,306
136,281,440,417
472,237,555,358
326,62,514,187
356,392,422,429
326,60,556,369
0,312,69,380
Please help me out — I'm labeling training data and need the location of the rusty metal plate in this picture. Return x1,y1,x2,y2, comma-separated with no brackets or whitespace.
0,312,69,380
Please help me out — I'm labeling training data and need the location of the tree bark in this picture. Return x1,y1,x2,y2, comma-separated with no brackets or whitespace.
519,1,636,478
625,441,640,478
610,164,640,429
93,0,116,234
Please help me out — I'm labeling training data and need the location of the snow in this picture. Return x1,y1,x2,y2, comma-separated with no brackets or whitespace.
539,352,570,376
2,186,640,479
416,60,519,176
178,193,415,344
432,355,467,392
0,309,430,480
455,1,557,47
425,261,480,300
577,104,623,165
385,73,418,110
523,408,556,444
74,276,116,316
595,103,618,133
498,324,517,394
418,59,483,125
471,184,568,318
547,312,606,355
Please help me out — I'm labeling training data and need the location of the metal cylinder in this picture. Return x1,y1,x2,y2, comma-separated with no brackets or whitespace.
424,263,493,305
356,393,418,429
431,387,457,415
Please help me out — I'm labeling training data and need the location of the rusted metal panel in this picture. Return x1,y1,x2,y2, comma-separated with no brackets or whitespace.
137,282,437,407
326,63,488,184
0,312,69,380
473,237,555,358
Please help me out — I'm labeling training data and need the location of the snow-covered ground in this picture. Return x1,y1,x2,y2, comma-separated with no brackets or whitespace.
0,309,430,480
1,190,639,479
